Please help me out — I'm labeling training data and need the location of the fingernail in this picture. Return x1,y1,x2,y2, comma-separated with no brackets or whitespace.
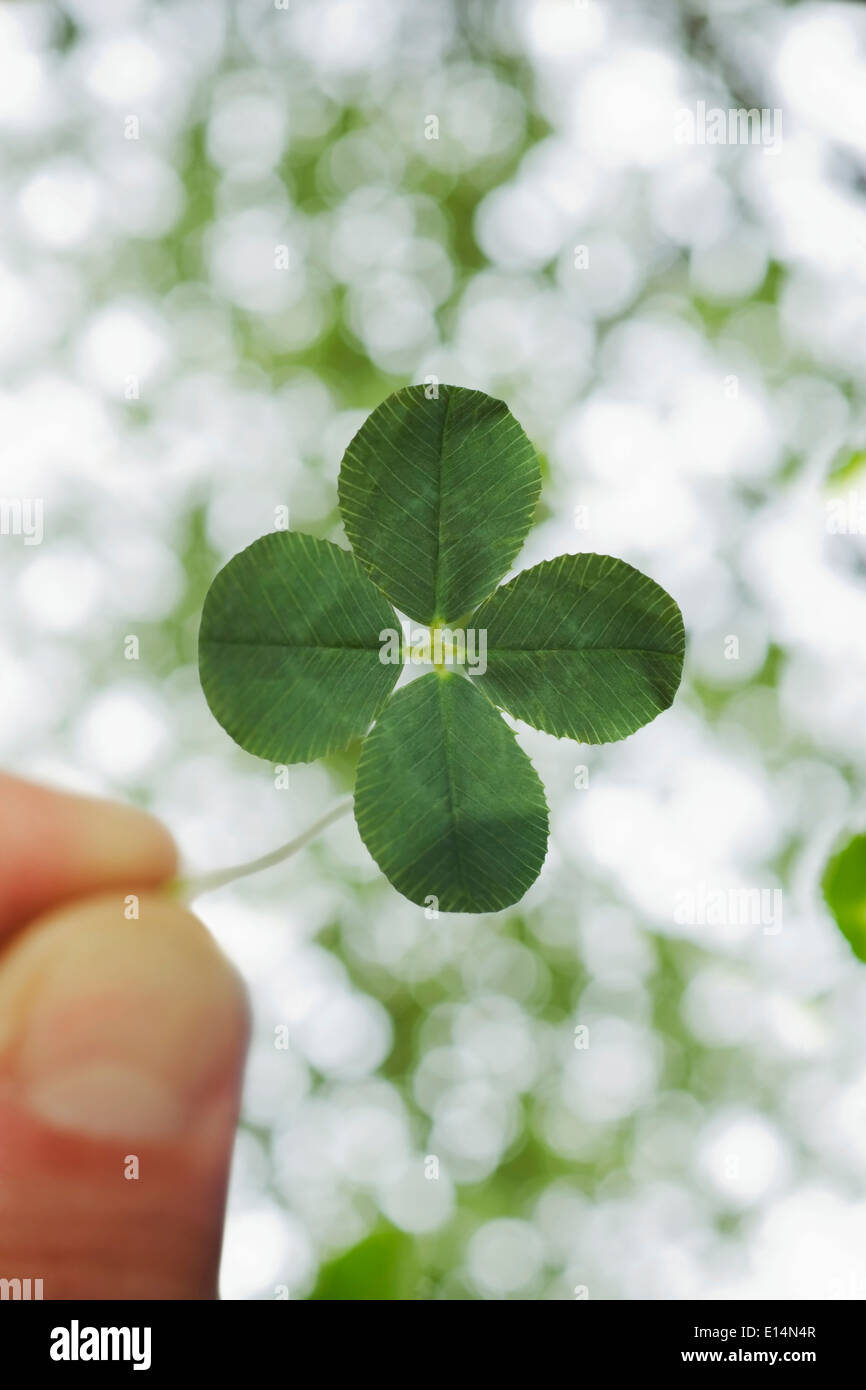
2,896,246,1141
27,1064,185,1139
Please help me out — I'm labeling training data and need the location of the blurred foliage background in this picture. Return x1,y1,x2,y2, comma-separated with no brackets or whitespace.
3,0,866,1299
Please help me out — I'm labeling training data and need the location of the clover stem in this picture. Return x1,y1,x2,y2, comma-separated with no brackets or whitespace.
169,796,354,902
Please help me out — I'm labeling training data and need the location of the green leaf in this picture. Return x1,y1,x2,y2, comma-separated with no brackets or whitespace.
338,384,542,625
199,531,400,764
822,833,866,963
354,671,549,913
473,553,685,743
309,1227,419,1301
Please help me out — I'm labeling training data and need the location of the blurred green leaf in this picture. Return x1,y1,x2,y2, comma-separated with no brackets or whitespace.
354,670,549,912
828,448,866,488
338,384,541,625
309,1227,419,1301
473,553,685,744
199,531,399,763
822,833,866,963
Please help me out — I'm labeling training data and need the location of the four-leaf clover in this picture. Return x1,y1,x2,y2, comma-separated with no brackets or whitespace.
198,385,685,913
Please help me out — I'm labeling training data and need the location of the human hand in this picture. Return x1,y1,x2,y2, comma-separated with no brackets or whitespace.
0,774,248,1300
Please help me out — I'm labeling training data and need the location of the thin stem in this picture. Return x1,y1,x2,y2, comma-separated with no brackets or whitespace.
171,797,353,902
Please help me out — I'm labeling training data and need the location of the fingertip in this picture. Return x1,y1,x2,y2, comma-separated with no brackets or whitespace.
0,775,178,935
0,892,248,1140
0,892,249,1299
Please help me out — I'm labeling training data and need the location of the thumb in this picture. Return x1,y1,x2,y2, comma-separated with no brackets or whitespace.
0,892,248,1300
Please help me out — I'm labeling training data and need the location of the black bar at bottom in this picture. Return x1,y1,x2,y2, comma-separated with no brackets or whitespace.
0,1298,857,1374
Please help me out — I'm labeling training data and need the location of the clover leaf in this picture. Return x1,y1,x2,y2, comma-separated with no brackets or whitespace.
199,531,399,763
338,385,542,624
354,671,549,914
198,384,685,914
